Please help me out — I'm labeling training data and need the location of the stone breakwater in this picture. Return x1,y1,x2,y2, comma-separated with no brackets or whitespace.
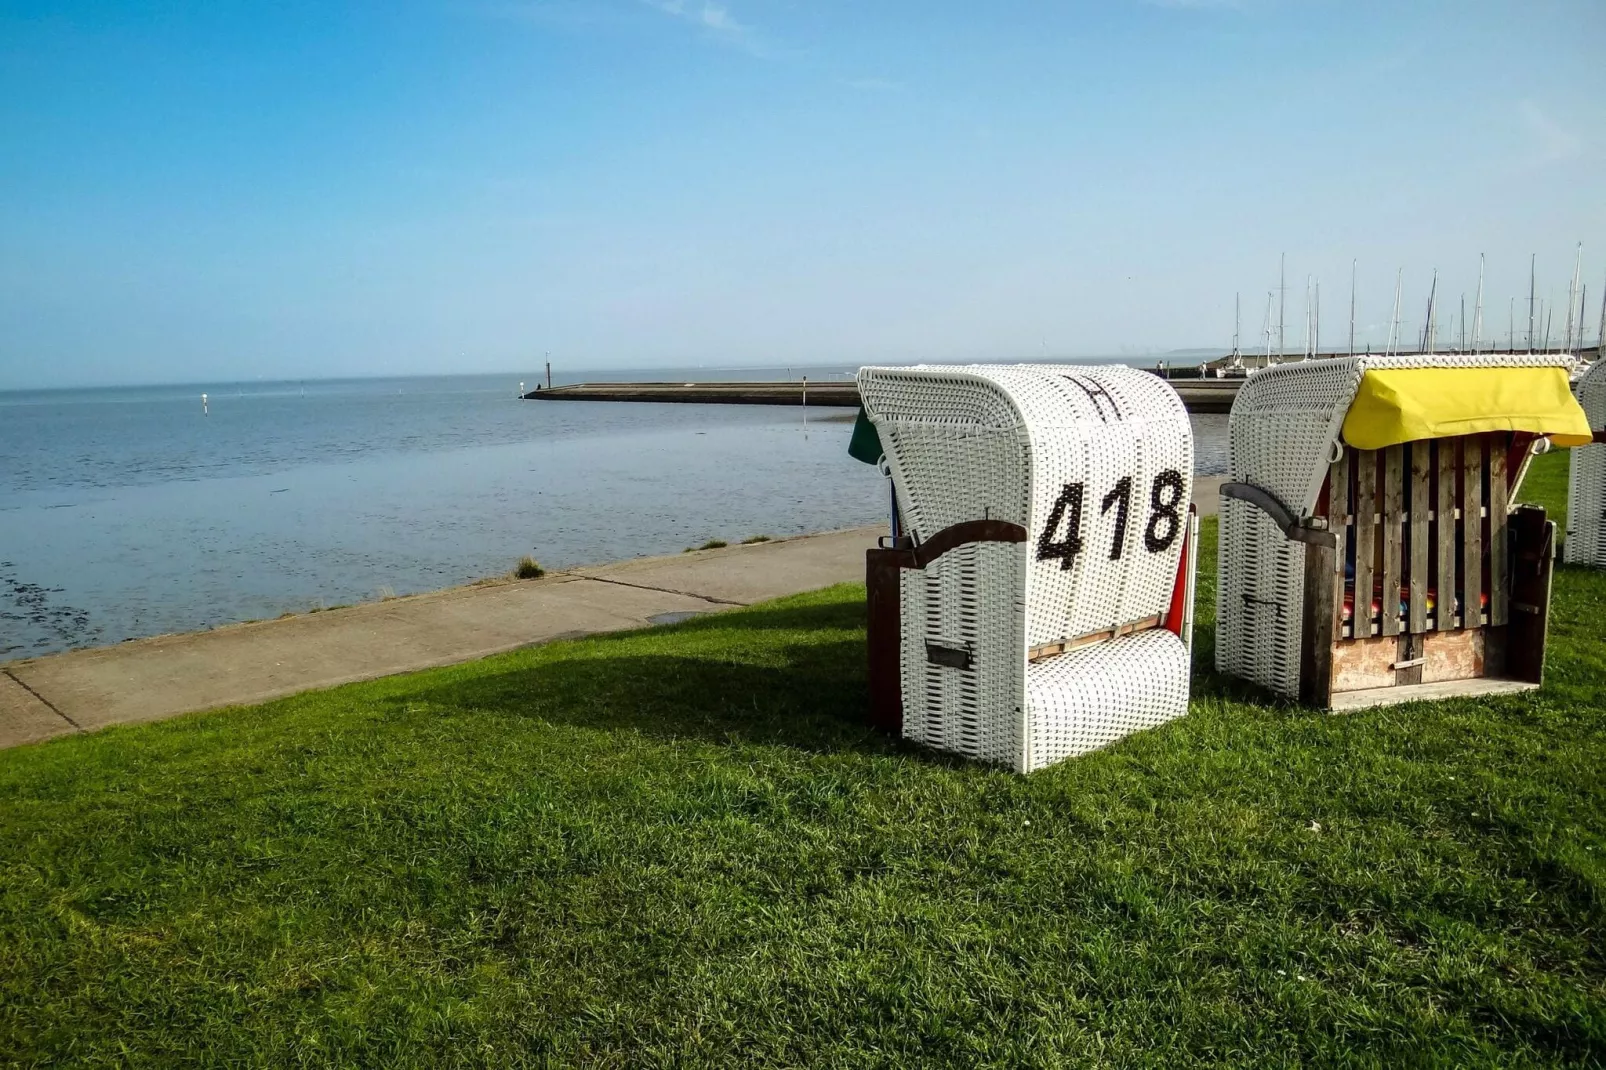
525,378,1242,413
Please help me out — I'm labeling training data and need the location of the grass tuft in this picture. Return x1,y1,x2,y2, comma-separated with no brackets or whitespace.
512,556,545,579
686,539,728,552
741,534,772,544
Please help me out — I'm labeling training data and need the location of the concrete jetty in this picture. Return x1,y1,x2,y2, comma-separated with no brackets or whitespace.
0,477,1224,750
525,380,861,406
525,378,1243,413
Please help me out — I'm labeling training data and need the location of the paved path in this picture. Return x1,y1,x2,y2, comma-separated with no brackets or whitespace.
0,478,1223,750
0,527,883,749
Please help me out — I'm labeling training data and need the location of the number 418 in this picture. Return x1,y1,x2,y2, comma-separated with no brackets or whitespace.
1035,469,1184,570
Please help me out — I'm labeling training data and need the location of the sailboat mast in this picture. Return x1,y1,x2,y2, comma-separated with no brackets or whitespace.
1578,284,1587,358
1349,260,1357,357
1263,291,1274,363
1314,281,1321,358
1566,242,1582,354
1422,271,1438,353
1232,291,1240,359
1598,271,1606,355
1472,253,1485,352
1528,253,1537,353
1278,253,1286,360
1387,269,1403,356
1304,275,1313,359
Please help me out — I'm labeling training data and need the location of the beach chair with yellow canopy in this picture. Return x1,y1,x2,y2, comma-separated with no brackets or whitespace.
1217,353,1590,710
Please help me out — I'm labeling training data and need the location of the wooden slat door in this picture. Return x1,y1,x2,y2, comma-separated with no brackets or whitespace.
1462,438,1484,628
1381,446,1404,638
1355,451,1376,639
1436,440,1458,632
1489,441,1509,627
1328,433,1511,697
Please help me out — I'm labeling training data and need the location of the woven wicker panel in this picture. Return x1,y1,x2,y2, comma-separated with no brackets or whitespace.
856,369,1030,541
1025,628,1190,769
1214,497,1304,696
860,364,1193,650
1227,357,1366,517
897,541,1025,766
1568,359,1606,567
995,365,1193,650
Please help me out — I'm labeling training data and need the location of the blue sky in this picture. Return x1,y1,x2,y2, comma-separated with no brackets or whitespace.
1,0,1602,388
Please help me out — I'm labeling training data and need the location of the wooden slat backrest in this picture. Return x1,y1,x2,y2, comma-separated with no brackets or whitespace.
1462,438,1484,629
1332,433,1513,643
1489,443,1509,626
1354,452,1376,638
1436,440,1457,632
1329,449,1351,637
1381,445,1404,638
1408,442,1431,634
1322,433,1531,699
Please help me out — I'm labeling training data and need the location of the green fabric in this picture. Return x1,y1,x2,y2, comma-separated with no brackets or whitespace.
848,407,883,465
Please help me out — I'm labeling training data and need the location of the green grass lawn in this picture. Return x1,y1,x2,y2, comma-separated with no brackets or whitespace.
1,453,1602,1067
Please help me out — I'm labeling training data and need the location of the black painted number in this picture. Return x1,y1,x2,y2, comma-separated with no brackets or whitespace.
1144,469,1184,552
1100,476,1131,560
1035,469,1185,569
1036,482,1086,571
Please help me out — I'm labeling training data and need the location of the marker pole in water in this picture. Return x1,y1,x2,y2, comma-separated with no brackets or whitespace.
201,393,208,416
519,381,525,398
802,376,808,428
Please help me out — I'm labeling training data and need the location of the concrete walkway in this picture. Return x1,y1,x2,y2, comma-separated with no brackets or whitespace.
0,477,1223,750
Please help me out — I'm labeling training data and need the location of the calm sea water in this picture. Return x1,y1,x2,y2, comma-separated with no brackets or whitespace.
0,369,1226,660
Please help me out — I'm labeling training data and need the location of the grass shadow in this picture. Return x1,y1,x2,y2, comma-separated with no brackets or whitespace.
395,613,895,757
635,592,870,635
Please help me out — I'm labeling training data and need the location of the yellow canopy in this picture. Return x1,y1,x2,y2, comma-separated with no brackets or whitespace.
1340,366,1593,451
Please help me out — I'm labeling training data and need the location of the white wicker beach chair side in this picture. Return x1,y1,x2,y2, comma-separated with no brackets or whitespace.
1566,360,1606,567
1217,352,1578,702
1217,358,1364,695
859,364,1195,772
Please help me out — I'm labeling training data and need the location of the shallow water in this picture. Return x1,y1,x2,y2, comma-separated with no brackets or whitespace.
0,371,1227,659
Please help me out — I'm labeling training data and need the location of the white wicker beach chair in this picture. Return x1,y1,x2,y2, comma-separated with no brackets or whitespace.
857,365,1197,772
1564,359,1606,567
1218,352,1589,710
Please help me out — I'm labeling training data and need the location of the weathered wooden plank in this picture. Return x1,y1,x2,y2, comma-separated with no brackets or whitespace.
1396,631,1425,687
1327,677,1537,713
1381,445,1403,638
1462,436,1483,629
865,548,907,735
1421,627,1485,683
1354,449,1376,638
1331,451,1351,635
1300,537,1337,708
1507,506,1553,684
1408,442,1430,635
1489,440,1508,627
1436,440,1457,632
1331,635,1398,693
